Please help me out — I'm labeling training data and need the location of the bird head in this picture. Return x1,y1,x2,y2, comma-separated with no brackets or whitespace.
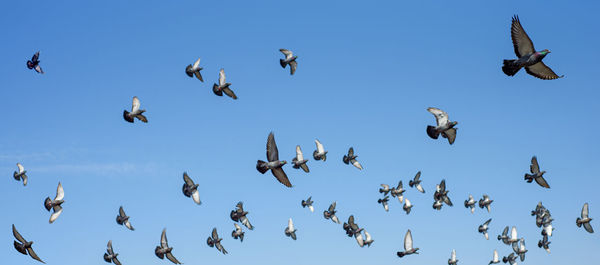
540,49,550,55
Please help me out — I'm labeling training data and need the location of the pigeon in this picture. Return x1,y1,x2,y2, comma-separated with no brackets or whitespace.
497,226,510,245
291,145,309,173
256,132,291,187
44,182,64,224
323,201,341,224
182,172,201,205
502,253,517,265
354,230,364,247
206,228,228,254
343,215,360,238
27,51,44,74
408,171,425,193
433,199,443,210
279,49,298,75
506,227,519,249
479,218,492,240
230,202,254,230
464,195,476,213
524,156,550,188
502,15,563,80
542,224,554,237
301,196,314,212
343,147,363,170
391,181,406,203
123,96,148,123
13,163,28,186
448,249,458,265
538,234,551,254
426,107,458,145
576,203,594,233
403,199,413,215
212,68,237,99
379,184,391,196
434,179,453,207
185,57,203,81
378,196,390,212
12,224,45,263
116,206,134,231
363,230,374,247
489,249,500,265
313,139,328,161
104,240,122,265
479,195,494,213
284,218,297,240
514,238,528,261
231,223,244,242
154,228,182,264
397,229,419,258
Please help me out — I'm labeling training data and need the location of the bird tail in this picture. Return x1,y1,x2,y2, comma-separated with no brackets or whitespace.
13,171,20,181
343,155,349,164
538,240,543,248
239,232,244,242
502,59,521,76
123,110,134,123
44,197,52,211
154,246,164,259
576,218,582,227
322,152,327,161
397,252,405,257
426,126,439,139
116,215,123,225
213,84,223,96
280,59,286,68
256,160,269,174
408,180,414,187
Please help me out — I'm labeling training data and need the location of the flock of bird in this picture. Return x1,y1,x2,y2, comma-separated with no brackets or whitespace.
11,14,595,265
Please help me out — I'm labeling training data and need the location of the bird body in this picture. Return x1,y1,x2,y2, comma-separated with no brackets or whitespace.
378,196,389,212
489,249,500,265
403,198,413,215
207,228,228,254
155,228,182,264
391,181,406,203
342,147,363,170
448,249,458,265
279,49,298,75
479,195,494,212
323,201,340,224
104,240,122,265
230,202,254,230
479,218,492,240
27,51,44,74
397,229,419,257
464,195,476,213
524,156,550,188
232,223,245,242
301,196,314,212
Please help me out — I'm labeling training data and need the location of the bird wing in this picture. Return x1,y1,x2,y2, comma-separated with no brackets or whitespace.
219,68,226,86
113,256,122,265
414,171,421,181
315,139,324,153
351,159,363,170
194,71,203,82
241,216,253,230
289,60,297,75
125,220,134,231
32,51,40,62
525,62,563,80
27,247,45,264
416,183,424,193
519,238,526,251
161,228,168,247
348,147,354,157
183,172,195,186
582,203,589,218
271,168,292,187
442,128,457,145
440,179,446,191
451,249,456,260
288,218,294,231
534,176,550,188
279,49,293,59
530,156,540,173
380,184,389,190
427,107,449,127
193,58,201,69
267,132,279,162
192,190,201,205
300,163,309,173
365,230,372,241
131,96,141,113
405,199,412,207
328,202,336,212
234,223,242,232
49,207,62,223
55,182,64,200
583,222,594,233
17,163,25,173
166,253,181,264
484,218,492,226
107,240,114,254
12,224,26,243
355,232,364,247
510,15,535,57
309,205,314,212
511,226,518,240
119,206,126,218
404,230,413,251
296,145,304,160
236,201,244,212
493,250,498,261
222,87,238,99
212,228,218,239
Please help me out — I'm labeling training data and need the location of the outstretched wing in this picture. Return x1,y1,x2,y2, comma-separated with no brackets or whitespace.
525,62,563,80
161,228,168,248
328,202,336,212
119,206,126,218
348,147,354,157
427,107,448,127
266,132,279,162
131,96,141,113
289,60,297,75
404,230,413,251
530,156,540,173
271,168,292,187
510,15,535,57
442,128,457,145
12,224,26,243
17,163,25,173
55,182,64,201
27,247,45,264
193,58,201,69
315,139,324,153
212,228,219,239
218,69,226,86
279,49,293,59
183,172,195,186
582,203,589,218
166,253,181,264
296,145,304,160
534,176,550,188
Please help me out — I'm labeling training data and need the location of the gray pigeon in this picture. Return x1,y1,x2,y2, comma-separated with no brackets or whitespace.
514,238,528,261
448,249,458,265
104,240,122,265
12,224,45,263
27,51,44,74
479,218,492,240
497,226,510,245
154,228,182,264
301,196,314,212
291,145,309,173
44,182,64,224
284,218,297,240
230,202,254,230
116,206,134,231
502,253,517,265
408,171,425,193
13,163,28,186
524,156,550,188
212,68,237,99
397,229,419,258
343,147,363,170
502,15,563,80
426,107,458,145
506,226,519,248
185,57,203,81
256,132,291,187
538,234,551,254
433,179,453,207
403,198,413,215
391,181,406,203
576,203,594,233
323,201,340,224
343,215,360,238
478,195,494,213
207,228,228,254
182,172,201,205
433,199,443,210
489,249,500,265
313,139,328,161
464,195,476,213
378,196,390,212
231,223,244,242
379,184,391,196
279,49,298,75
123,96,148,123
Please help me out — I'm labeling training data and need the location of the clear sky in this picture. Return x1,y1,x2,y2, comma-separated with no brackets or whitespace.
1,0,599,264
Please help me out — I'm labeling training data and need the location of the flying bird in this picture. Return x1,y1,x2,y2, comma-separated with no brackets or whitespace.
464,195,476,213
426,107,458,145
576,203,594,233
489,249,500,265
230,202,254,230
13,163,28,186
378,196,390,212
103,240,122,265
408,171,425,193
524,156,550,188
116,206,134,231
123,96,148,123
479,195,494,213
301,196,314,212
343,147,363,170
44,182,64,223
506,226,519,248
514,238,528,261
379,184,391,196
448,249,458,265
257,132,291,187
182,172,201,205
397,229,419,258
434,179,453,207
479,218,492,240
538,234,551,254
207,228,228,254
185,57,203,81
231,223,244,242
313,139,328,161
323,201,340,224
502,15,563,80
497,226,510,245
403,199,413,215
279,49,298,75
284,218,297,240
502,253,517,265
212,69,238,99
391,181,406,203
27,51,44,74
343,215,364,247
291,145,309,173
154,229,182,264
12,224,45,263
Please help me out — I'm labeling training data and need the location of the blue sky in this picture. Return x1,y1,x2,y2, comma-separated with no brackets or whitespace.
1,0,599,264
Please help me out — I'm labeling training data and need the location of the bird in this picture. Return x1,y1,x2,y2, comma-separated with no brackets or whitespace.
182,172,201,205
343,147,363,170
230,201,254,230
44,182,64,223
502,15,563,80
542,223,554,237
154,228,182,264
576,202,594,233
397,229,419,258
497,226,510,245
123,96,148,123
379,184,391,196
479,218,492,240
434,179,453,207
231,223,244,242
116,206,135,231
363,230,374,247
27,51,44,74
506,226,519,248
448,249,458,265
185,57,203,81
207,228,228,254
524,156,550,188
479,195,494,213
103,240,122,265
391,181,406,203
502,253,517,265
256,132,291,187
301,196,314,212
343,215,359,237
378,196,389,212
212,68,237,99
353,228,365,247
291,145,309,173
464,195,476,213
284,218,297,240
279,49,298,75
403,198,413,215
514,238,528,261
433,199,443,210
538,234,551,254
13,163,28,186
408,171,425,193
489,249,500,265
313,139,328,161
12,224,45,263
426,107,458,145
323,201,341,224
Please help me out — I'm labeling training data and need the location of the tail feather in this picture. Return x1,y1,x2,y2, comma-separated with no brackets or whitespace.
123,110,134,123
213,84,223,96
44,197,52,211
13,171,20,181
280,59,286,68
256,160,268,174
343,155,349,164
427,126,439,139
502,59,521,76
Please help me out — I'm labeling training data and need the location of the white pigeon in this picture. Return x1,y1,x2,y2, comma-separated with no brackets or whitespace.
448,249,458,265
489,249,500,264
313,139,327,161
